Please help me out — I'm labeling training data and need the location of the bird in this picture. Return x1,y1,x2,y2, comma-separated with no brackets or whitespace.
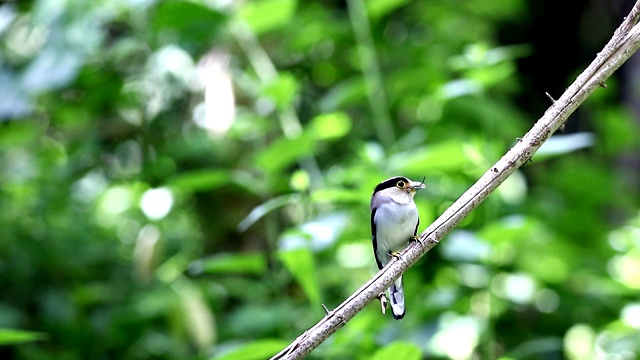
370,176,425,319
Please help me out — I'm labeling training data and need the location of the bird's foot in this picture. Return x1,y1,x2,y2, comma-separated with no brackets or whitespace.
410,235,426,247
387,251,402,260
377,293,388,314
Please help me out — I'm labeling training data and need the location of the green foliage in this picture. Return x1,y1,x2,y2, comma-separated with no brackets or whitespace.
0,0,639,359
192,253,268,276
278,248,321,307
0,329,46,346
210,339,290,360
255,133,316,173
239,0,298,35
371,341,421,360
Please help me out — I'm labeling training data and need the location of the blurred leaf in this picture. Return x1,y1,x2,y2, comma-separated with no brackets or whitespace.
310,188,366,204
533,133,595,161
467,61,516,88
176,280,216,350
278,248,321,305
167,169,232,192
366,0,411,20
237,194,301,232
190,253,267,276
309,112,352,140
371,341,421,360
254,134,316,173
22,47,82,92
283,213,350,251
226,301,298,336
154,2,224,28
388,141,469,173
0,328,46,345
153,2,225,49
441,96,525,136
519,253,570,284
440,230,491,262
450,44,532,70
506,337,564,359
0,70,31,119
211,339,289,360
595,107,638,154
439,79,482,98
263,73,299,110
478,216,541,244
239,0,297,35
470,0,526,19
318,78,367,111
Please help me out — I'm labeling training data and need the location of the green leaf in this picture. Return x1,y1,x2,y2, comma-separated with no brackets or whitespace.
388,141,469,173
595,107,637,154
254,134,316,173
278,248,321,305
0,328,46,345
239,0,297,35
263,73,299,110
190,253,267,276
238,194,300,232
318,78,367,111
467,61,516,88
366,0,411,20
167,170,231,192
237,194,301,232
153,2,225,48
154,2,224,29
310,188,366,204
309,112,352,140
211,339,289,360
371,341,421,360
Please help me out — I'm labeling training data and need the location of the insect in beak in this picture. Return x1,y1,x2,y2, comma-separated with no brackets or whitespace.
408,177,426,192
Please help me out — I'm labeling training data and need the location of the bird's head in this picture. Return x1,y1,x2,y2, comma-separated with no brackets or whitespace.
373,176,426,199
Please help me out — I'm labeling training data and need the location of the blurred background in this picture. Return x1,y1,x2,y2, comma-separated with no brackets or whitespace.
1,0,639,359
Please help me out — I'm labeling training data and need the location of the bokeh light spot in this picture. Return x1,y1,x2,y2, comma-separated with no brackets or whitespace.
621,303,640,328
141,188,174,220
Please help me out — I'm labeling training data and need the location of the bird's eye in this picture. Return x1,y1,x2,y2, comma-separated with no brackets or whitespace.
396,180,406,188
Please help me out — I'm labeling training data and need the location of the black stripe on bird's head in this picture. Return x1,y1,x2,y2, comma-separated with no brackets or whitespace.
373,176,412,195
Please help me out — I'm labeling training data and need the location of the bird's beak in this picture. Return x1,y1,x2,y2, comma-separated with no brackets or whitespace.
409,180,426,191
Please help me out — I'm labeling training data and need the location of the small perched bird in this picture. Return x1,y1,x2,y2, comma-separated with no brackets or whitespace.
370,176,425,319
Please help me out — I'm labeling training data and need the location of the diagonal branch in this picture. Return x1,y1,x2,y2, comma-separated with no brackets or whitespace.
271,2,640,359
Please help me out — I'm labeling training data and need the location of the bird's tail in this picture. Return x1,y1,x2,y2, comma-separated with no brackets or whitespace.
389,276,405,320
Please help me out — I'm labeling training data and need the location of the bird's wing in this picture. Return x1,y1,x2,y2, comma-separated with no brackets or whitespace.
371,208,383,270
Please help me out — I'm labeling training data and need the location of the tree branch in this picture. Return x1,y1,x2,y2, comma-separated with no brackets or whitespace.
271,2,640,359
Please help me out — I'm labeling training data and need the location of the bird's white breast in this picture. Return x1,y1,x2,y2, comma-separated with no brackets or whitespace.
374,200,418,266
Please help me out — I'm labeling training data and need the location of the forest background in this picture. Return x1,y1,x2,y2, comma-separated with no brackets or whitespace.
1,0,639,359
